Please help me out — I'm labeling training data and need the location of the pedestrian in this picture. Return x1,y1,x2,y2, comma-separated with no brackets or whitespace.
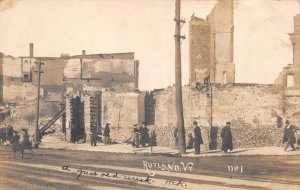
150,130,157,146
221,122,233,153
193,121,203,154
90,126,97,146
186,133,194,149
132,124,141,147
174,127,178,148
141,122,149,147
283,120,296,151
103,123,110,144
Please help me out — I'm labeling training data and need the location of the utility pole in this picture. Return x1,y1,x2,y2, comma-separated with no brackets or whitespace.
34,60,43,148
174,0,186,154
209,82,213,149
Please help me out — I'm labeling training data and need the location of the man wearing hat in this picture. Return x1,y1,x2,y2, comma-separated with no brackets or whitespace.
140,122,149,147
132,124,141,147
283,120,296,151
193,121,203,155
90,125,97,146
221,122,233,153
103,123,111,144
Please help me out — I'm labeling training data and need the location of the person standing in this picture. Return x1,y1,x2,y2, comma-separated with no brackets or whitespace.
132,124,140,147
150,130,157,146
90,126,97,146
141,122,149,147
103,123,110,144
138,125,143,147
221,122,233,153
193,121,203,155
174,127,178,148
283,120,296,151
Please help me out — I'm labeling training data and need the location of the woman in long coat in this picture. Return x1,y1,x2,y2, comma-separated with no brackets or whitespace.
221,122,233,153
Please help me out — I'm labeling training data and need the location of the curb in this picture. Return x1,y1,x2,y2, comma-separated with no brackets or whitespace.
38,146,181,157
38,145,300,157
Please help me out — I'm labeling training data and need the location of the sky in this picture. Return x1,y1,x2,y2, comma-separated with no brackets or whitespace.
0,0,300,90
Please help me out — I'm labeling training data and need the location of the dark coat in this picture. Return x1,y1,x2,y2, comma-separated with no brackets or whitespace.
141,127,149,142
283,125,296,144
174,128,178,138
221,126,233,151
104,126,110,137
194,126,203,145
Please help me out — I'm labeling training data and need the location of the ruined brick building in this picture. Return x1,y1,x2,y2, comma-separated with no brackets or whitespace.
276,14,300,89
189,0,235,85
0,45,143,143
145,0,300,150
0,45,139,103
1,0,300,149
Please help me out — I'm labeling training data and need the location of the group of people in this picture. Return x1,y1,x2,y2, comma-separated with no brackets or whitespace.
175,121,233,155
132,122,150,148
178,119,298,155
90,122,153,148
89,119,298,152
89,123,111,146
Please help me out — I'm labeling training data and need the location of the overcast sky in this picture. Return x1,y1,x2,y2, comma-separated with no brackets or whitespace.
0,0,300,90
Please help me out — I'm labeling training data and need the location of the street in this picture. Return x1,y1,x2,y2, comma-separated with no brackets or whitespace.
0,146,299,190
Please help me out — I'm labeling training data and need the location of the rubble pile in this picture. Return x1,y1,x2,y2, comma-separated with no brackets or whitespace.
153,124,283,150
230,125,283,148
153,125,211,150
43,123,65,142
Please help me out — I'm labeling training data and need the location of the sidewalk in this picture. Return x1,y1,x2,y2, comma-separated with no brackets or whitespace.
39,136,300,157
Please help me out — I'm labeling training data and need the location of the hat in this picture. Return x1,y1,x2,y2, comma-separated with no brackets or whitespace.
133,124,138,126
226,122,231,125
193,121,198,125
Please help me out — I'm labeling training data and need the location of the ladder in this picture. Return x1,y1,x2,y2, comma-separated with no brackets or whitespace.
39,107,66,136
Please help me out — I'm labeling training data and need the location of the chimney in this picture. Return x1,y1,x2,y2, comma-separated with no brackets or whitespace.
82,50,86,55
29,43,34,58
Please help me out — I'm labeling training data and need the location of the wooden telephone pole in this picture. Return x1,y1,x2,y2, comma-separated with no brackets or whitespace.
174,0,186,154
34,60,43,147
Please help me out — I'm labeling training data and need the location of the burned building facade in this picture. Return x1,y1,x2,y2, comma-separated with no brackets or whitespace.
0,44,143,143
145,1,300,150
276,14,300,90
189,0,235,85
1,0,299,150
0,46,139,104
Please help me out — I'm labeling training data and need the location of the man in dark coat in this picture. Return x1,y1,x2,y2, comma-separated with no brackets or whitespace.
103,123,110,144
283,120,296,151
132,124,141,147
140,123,149,147
174,127,178,148
221,122,233,153
193,121,203,155
90,126,97,146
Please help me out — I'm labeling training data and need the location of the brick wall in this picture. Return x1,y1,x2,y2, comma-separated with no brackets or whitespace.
189,0,235,85
148,84,292,149
189,17,211,84
101,91,145,141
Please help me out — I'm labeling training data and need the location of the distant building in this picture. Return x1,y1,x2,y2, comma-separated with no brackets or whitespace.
276,14,300,90
0,44,141,142
0,44,139,104
189,0,235,85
